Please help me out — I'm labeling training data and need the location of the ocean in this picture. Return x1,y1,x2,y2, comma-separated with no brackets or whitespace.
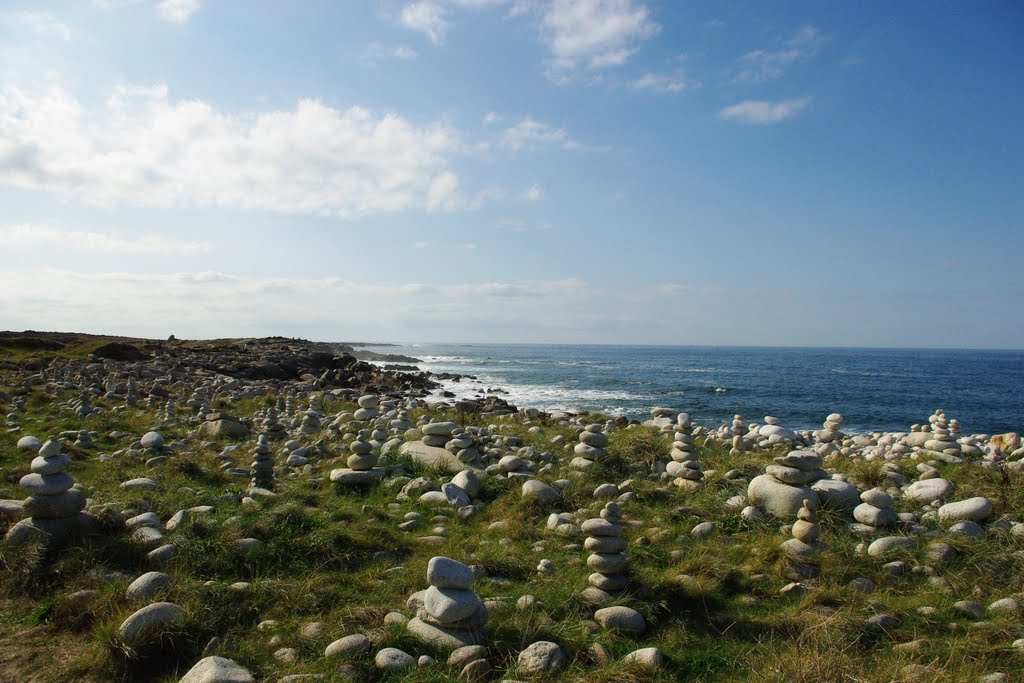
358,344,1024,436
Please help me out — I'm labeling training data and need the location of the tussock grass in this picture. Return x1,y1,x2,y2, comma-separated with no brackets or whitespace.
1,378,1023,682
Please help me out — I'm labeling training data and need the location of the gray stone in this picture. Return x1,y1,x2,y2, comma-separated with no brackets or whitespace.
179,656,254,683
810,477,860,510
424,586,484,623
521,480,559,503
447,645,487,669
938,497,993,524
622,647,663,668
30,453,71,475
747,474,815,518
17,435,42,451
125,571,171,600
324,634,371,658
427,556,475,590
19,472,74,496
118,601,184,641
121,478,160,491
23,489,86,518
406,617,479,649
903,478,955,504
867,536,916,557
594,606,645,634
140,432,165,449
580,518,622,536
517,641,567,675
853,503,897,528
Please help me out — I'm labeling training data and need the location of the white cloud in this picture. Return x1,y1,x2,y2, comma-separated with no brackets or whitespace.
540,0,658,76
0,81,463,218
483,111,501,125
717,97,811,125
415,240,430,248
502,118,587,151
156,0,200,24
520,183,543,201
0,223,211,253
0,268,596,341
14,12,72,41
734,26,826,82
630,72,685,93
401,0,450,45
362,43,419,64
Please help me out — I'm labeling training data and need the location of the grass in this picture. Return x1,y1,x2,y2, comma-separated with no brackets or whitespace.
1,357,1023,682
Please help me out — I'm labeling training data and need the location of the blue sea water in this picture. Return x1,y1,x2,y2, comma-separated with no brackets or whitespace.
360,344,1024,435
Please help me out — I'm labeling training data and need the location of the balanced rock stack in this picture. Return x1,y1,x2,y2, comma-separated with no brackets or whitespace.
262,407,287,441
389,410,412,433
406,556,487,649
124,380,138,408
370,418,389,445
779,499,825,561
571,425,609,470
852,488,897,533
729,415,748,454
815,413,845,443
422,421,457,447
250,435,275,491
748,450,829,519
299,405,322,434
924,410,961,457
75,392,98,418
353,394,380,422
73,430,93,449
330,430,384,484
648,406,677,435
666,413,702,489
581,502,629,603
446,428,481,465
6,437,97,545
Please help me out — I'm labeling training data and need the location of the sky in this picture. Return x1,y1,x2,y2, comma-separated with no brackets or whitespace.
0,1,1021,348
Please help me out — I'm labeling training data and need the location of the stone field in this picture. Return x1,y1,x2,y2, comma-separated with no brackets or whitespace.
1,333,1023,682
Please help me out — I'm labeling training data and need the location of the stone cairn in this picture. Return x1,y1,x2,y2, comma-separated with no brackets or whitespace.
6,437,95,545
262,407,287,441
75,391,98,418
124,380,138,408
329,430,384,484
250,434,275,491
779,498,825,562
748,450,828,519
446,427,480,465
581,502,628,603
389,410,412,434
816,412,845,443
924,410,960,456
729,414,748,454
571,424,608,470
354,394,380,422
406,556,487,649
852,488,897,533
370,418,389,446
159,399,177,425
422,421,457,447
650,407,677,436
666,413,702,489
299,403,322,434
73,430,93,449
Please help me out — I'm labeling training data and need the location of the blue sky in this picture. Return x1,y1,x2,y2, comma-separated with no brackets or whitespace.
0,1,1021,347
